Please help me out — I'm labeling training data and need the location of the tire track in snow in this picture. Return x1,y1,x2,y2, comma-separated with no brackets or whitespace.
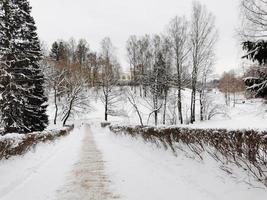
56,124,119,200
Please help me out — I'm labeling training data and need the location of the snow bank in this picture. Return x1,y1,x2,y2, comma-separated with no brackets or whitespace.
0,125,84,200
110,125,267,187
0,125,74,160
93,124,267,200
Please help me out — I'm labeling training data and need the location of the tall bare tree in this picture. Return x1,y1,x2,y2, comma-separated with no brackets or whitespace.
168,16,189,124
99,37,121,121
126,35,139,92
189,1,218,123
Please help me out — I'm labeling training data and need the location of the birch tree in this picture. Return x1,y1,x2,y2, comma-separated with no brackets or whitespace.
189,1,218,123
168,16,189,124
99,37,121,121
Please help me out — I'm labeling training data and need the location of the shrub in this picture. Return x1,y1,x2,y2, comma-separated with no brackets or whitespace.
0,125,74,160
110,125,267,187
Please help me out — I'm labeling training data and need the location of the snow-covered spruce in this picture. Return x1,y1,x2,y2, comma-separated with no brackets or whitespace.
242,40,267,98
0,0,48,134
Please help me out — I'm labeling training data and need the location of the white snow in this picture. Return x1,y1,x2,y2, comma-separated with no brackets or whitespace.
0,125,84,200
86,88,267,130
93,124,267,200
0,88,267,199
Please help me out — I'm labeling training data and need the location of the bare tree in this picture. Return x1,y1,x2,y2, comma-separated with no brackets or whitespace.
42,60,67,124
137,35,153,97
126,89,144,126
198,59,214,120
219,71,245,106
87,52,99,87
168,16,189,124
126,35,153,97
160,36,172,125
99,37,121,121
189,1,218,123
126,35,139,92
61,70,89,126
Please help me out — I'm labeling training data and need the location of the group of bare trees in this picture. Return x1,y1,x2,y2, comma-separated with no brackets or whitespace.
40,1,220,126
126,1,218,125
218,71,245,106
41,37,121,124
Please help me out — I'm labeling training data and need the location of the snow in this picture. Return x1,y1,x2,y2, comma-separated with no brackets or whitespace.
0,88,267,199
86,88,267,130
93,124,267,200
0,125,84,200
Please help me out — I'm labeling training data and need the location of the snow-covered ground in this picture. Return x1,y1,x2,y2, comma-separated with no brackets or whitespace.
0,88,267,199
93,124,267,200
87,88,267,130
0,125,84,200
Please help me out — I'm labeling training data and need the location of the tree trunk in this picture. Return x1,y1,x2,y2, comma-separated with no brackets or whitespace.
163,90,168,125
199,91,204,121
154,110,158,126
53,87,58,125
177,61,183,124
233,92,236,107
190,88,196,123
133,104,144,127
177,89,183,124
105,95,108,121
190,66,197,124
63,98,74,126
144,85,147,97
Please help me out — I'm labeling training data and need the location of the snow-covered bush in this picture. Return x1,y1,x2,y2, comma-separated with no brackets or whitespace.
0,125,74,160
110,125,267,187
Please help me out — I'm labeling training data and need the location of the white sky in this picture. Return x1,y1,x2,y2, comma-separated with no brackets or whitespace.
30,0,242,75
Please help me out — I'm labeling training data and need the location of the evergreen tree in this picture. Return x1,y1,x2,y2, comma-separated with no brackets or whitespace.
148,52,166,125
0,0,48,133
242,40,267,98
50,42,60,61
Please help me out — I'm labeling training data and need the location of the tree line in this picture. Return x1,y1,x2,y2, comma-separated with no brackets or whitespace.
125,1,218,125
42,1,218,126
0,0,265,134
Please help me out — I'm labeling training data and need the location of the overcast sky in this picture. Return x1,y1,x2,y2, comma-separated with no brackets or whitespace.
29,0,241,75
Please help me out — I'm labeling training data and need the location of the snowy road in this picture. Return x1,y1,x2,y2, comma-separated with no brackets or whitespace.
1,123,267,200
56,124,118,200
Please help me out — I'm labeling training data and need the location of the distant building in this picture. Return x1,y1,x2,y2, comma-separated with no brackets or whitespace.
119,71,132,82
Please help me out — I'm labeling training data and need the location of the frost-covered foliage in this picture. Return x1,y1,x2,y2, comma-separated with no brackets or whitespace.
242,40,267,98
110,125,267,187
0,0,48,134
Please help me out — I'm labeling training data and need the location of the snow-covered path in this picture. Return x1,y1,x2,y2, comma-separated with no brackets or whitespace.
0,123,119,200
1,122,267,200
56,124,118,200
